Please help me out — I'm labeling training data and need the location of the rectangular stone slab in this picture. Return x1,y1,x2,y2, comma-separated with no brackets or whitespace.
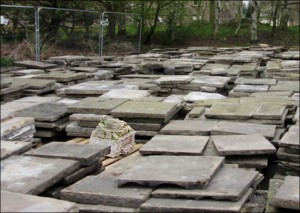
235,77,277,85
279,125,299,148
33,71,87,83
14,60,57,69
140,189,252,213
270,176,300,210
191,76,231,88
117,155,224,189
276,147,300,163
152,167,258,201
1,190,78,212
76,203,138,213
1,117,34,139
253,103,286,120
211,121,276,139
1,155,80,194
14,78,55,89
99,89,150,100
160,120,219,136
211,135,276,156
183,91,226,102
1,140,33,160
24,142,110,166
140,135,209,155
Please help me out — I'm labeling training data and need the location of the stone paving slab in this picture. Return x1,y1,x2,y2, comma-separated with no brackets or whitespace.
279,125,299,148
33,71,87,83
24,142,110,166
1,117,35,139
186,106,205,119
232,85,269,93
76,203,138,213
183,92,226,102
70,67,99,73
270,176,299,210
111,101,181,123
211,135,276,156
14,78,56,89
191,76,231,88
211,121,276,139
117,155,224,189
67,98,126,114
154,76,194,85
14,60,57,69
205,103,258,120
99,89,150,100
194,98,240,107
152,167,258,201
250,91,293,97
14,69,45,76
140,189,252,213
235,77,277,85
1,190,78,212
1,140,33,160
253,103,286,120
139,135,209,155
269,80,299,92
160,120,219,136
0,81,29,95
1,155,80,194
240,96,294,107
277,147,300,163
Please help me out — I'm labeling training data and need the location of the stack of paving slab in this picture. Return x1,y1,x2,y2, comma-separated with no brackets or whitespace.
154,75,194,95
15,103,70,139
14,60,58,70
69,66,114,80
97,62,134,77
1,140,33,160
60,153,264,212
266,59,300,80
0,76,30,103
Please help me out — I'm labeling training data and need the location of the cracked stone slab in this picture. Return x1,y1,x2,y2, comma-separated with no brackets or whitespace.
160,120,219,136
152,167,258,201
139,135,209,155
24,142,110,166
253,103,286,120
211,135,276,156
117,155,224,189
140,189,252,213
270,176,300,210
1,140,33,160
99,89,150,100
1,155,80,194
191,76,231,88
1,190,78,212
183,92,226,102
211,121,276,139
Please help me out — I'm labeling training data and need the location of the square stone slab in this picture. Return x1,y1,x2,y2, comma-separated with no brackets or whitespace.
279,125,299,148
24,142,110,166
67,97,126,114
1,140,33,160
1,155,80,194
111,101,181,123
140,189,252,213
14,60,57,69
1,190,78,212
211,121,276,139
232,85,269,93
99,89,150,100
139,135,209,155
152,167,258,201
205,103,258,120
211,135,276,156
253,103,286,120
183,92,226,102
191,76,231,88
270,176,299,210
15,103,68,122
117,155,224,189
160,120,219,136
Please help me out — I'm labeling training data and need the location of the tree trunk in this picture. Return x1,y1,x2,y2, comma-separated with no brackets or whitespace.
209,0,216,25
279,0,289,31
213,0,221,41
270,0,280,37
145,0,161,44
117,2,127,37
250,0,259,43
234,1,243,36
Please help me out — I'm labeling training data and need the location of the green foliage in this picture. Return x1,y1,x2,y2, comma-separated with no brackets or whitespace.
0,57,14,67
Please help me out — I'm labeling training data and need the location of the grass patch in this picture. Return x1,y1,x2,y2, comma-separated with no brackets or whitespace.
0,57,14,67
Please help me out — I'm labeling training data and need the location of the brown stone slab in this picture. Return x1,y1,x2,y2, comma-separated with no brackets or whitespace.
1,155,80,194
211,135,276,156
24,142,110,166
152,167,258,201
1,140,33,160
117,155,224,189
139,135,209,155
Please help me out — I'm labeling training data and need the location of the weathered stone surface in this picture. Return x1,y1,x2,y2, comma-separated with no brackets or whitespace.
33,71,87,83
154,76,193,85
1,117,35,139
270,176,300,210
194,98,240,107
183,92,226,102
211,121,276,139
24,142,110,166
99,89,150,100
279,125,299,148
235,77,277,85
240,96,294,107
139,135,209,155
225,155,269,169
211,135,276,156
76,203,138,213
250,91,293,97
160,120,219,135
67,98,126,114
269,80,299,92
1,140,33,160
117,155,224,189
1,190,78,212
1,155,80,194
111,101,181,123
232,85,269,93
14,78,56,89
14,60,57,69
0,81,29,95
140,189,252,213
66,122,94,137
152,167,258,201
253,103,286,120
277,147,300,163
186,106,205,118
191,76,231,88
14,69,45,76
70,67,99,73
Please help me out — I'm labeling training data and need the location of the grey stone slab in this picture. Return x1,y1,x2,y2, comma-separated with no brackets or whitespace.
76,203,138,213
99,89,150,100
0,77,12,88
14,69,45,76
152,167,258,201
250,91,293,97
205,103,258,120
265,179,284,213
211,135,276,156
154,76,194,85
70,67,99,73
1,190,78,212
191,76,231,88
24,142,110,166
277,147,300,163
186,106,205,118
139,135,209,155
269,80,299,92
1,140,33,160
1,155,80,194
35,116,69,128
225,155,269,169
232,85,269,93
201,63,230,71
240,96,294,107
235,77,277,85
14,60,57,69
66,122,94,137
160,120,219,136
111,101,181,123
183,92,226,102
34,129,58,138
211,121,276,139
117,155,224,189
33,71,87,83
141,189,252,213
253,103,286,120
15,103,68,122
194,98,240,107
126,122,162,131
0,81,29,95
270,176,300,210
77,121,98,128
279,125,299,148
67,98,126,114
1,117,35,139
14,78,56,89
